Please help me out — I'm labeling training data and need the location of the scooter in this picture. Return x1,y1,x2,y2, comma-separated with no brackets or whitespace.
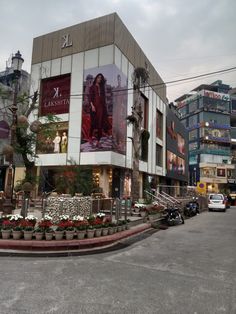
184,197,199,217
162,206,185,226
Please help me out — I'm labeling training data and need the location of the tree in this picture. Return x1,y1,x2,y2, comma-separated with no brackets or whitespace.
1,87,59,190
126,67,149,202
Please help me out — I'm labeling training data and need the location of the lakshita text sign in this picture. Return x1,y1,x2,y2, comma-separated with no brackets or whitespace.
40,74,71,115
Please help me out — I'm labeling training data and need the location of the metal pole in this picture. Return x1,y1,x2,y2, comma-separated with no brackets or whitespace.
124,197,127,221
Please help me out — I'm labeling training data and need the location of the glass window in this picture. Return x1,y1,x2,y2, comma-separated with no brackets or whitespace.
189,129,198,141
156,109,163,139
188,100,198,113
217,169,226,177
188,114,198,126
189,142,198,151
156,144,163,167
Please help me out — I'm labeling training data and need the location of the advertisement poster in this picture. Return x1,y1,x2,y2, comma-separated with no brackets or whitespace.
37,122,69,154
80,64,127,154
40,74,71,116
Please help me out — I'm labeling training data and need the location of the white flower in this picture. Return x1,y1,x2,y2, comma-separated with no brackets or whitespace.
41,215,53,221
97,212,105,218
9,214,23,221
59,214,70,221
26,214,38,221
72,215,84,221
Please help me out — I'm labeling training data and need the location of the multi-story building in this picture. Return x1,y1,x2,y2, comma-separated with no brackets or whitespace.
0,62,30,191
164,103,188,196
229,87,236,194
26,13,167,199
176,80,234,194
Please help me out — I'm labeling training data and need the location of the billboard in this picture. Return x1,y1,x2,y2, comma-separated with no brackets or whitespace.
80,64,127,154
40,74,71,116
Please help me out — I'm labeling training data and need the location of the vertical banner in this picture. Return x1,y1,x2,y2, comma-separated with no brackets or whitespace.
80,64,127,154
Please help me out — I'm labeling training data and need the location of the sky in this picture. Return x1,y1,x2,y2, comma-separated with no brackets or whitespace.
0,0,236,102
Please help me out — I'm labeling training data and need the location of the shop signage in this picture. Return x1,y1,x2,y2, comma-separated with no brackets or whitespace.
228,179,236,184
203,90,230,101
40,74,71,115
61,34,73,48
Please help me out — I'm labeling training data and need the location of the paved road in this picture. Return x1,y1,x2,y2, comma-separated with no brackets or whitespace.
0,207,235,314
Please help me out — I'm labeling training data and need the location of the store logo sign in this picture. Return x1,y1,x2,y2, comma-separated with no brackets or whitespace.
61,34,73,48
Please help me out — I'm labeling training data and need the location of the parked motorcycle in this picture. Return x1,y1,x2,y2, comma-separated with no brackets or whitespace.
162,206,185,226
184,197,199,217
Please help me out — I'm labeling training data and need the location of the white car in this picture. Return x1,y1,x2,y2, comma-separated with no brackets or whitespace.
208,194,226,212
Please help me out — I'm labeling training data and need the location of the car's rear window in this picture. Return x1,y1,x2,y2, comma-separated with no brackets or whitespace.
209,194,223,200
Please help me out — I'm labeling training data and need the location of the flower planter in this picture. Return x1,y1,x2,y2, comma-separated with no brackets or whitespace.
23,230,33,240
65,230,75,240
113,226,118,233
54,231,64,241
117,226,123,232
45,232,53,241
86,229,95,239
102,228,109,236
77,230,86,240
95,229,102,237
126,223,131,230
34,232,44,241
1,230,11,239
12,230,22,240
140,211,147,218
108,227,114,235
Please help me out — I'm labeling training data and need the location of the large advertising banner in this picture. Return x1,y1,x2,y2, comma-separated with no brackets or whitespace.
40,74,71,116
80,64,127,154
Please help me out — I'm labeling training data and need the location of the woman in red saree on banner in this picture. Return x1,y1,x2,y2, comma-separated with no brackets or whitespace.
89,73,110,148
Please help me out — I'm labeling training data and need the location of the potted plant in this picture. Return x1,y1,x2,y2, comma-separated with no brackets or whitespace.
102,222,109,236
94,222,103,237
117,220,123,232
73,215,88,240
64,221,75,240
12,225,23,240
45,227,54,241
1,219,13,239
25,214,38,227
34,227,44,241
86,225,95,239
22,224,34,240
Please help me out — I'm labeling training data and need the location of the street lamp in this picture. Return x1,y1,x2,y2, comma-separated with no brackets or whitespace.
3,51,24,214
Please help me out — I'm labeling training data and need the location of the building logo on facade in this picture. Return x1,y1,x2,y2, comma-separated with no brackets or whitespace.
61,34,73,48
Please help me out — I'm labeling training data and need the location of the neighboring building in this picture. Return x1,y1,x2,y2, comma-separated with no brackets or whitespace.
164,103,188,196
28,13,167,198
176,80,234,194
229,87,236,193
0,63,30,191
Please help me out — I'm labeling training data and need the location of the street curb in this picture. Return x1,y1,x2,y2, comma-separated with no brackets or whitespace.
0,224,155,257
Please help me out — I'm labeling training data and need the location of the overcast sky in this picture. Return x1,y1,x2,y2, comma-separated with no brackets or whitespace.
1,0,236,102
